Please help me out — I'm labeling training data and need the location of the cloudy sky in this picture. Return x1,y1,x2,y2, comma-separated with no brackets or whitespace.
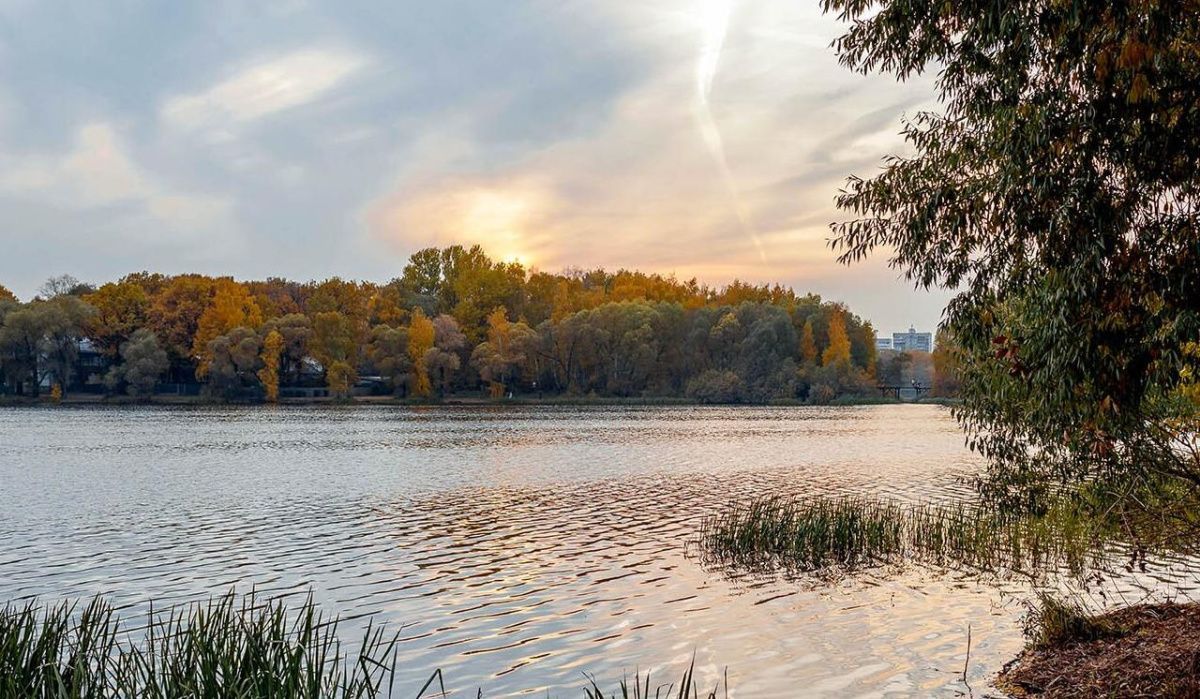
0,0,953,333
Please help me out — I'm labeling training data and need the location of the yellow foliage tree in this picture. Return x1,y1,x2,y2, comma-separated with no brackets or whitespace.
326,360,357,400
193,280,263,377
0,283,18,303
258,329,283,403
822,309,852,367
407,308,435,398
800,319,818,363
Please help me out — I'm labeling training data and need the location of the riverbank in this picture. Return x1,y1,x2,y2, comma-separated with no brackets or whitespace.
997,602,1200,697
0,393,957,407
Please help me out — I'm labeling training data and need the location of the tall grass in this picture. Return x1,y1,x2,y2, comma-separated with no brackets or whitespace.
0,592,400,698
0,592,727,698
699,494,1126,578
583,658,726,699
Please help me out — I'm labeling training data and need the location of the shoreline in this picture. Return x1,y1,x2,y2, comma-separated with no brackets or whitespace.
997,602,1200,697
0,393,960,408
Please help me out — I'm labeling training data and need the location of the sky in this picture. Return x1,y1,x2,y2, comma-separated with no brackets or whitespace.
0,0,954,334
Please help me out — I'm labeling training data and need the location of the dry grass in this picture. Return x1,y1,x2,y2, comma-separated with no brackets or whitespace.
997,601,1200,698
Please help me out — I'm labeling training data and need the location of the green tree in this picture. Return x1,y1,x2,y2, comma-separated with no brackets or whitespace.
310,312,356,379
105,329,168,398
38,296,96,396
204,327,262,398
326,361,357,400
426,314,466,397
366,324,411,396
261,314,311,386
0,304,48,396
824,0,1200,497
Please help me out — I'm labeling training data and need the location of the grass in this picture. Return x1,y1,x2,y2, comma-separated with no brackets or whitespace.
0,592,727,698
0,592,400,698
998,597,1200,697
583,658,725,699
1021,593,1126,649
701,473,1200,580
699,495,1122,578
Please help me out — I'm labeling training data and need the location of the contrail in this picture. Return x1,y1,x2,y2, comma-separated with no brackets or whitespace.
694,0,765,261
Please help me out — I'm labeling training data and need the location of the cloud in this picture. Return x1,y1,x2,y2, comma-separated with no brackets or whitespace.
0,122,236,248
363,1,937,291
161,48,368,135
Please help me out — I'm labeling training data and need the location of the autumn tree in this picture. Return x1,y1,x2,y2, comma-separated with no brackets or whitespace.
825,0,1200,498
260,314,311,386
204,327,262,398
931,328,961,398
472,307,539,398
85,280,150,357
105,329,168,398
193,280,264,377
366,325,411,396
39,274,92,299
425,314,466,397
821,308,851,368
406,309,436,398
326,361,357,400
0,284,16,304
147,275,216,366
799,319,818,365
258,329,284,403
310,311,357,391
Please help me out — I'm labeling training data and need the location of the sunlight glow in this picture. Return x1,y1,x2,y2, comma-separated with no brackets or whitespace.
693,0,765,262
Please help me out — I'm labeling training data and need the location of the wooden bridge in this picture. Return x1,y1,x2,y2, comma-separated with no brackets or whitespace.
877,383,931,401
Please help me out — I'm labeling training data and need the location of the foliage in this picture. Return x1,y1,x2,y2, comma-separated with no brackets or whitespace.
365,324,411,396
84,280,150,357
105,328,168,398
193,279,263,377
0,252,887,403
0,593,399,698
930,328,961,397
258,329,283,403
821,307,851,368
204,327,262,399
686,369,744,404
425,314,465,396
407,309,435,398
326,361,357,400
823,0,1200,501
0,283,16,304
701,475,1200,579
310,311,356,384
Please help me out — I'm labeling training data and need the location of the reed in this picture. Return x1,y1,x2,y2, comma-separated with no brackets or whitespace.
0,592,726,698
583,657,725,699
0,592,400,698
698,494,1122,577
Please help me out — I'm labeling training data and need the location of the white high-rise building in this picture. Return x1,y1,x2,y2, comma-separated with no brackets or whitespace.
892,326,933,353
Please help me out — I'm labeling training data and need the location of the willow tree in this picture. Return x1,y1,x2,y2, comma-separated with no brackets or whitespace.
824,0,1200,501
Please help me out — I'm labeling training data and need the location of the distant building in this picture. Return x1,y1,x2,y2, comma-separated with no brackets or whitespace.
892,326,933,353
874,337,893,351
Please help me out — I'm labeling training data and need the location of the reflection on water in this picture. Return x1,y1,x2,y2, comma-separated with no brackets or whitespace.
0,405,1195,696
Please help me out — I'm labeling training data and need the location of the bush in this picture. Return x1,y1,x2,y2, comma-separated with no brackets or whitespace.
685,369,743,404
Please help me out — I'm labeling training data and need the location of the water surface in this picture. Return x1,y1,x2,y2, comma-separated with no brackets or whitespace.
2,404,1192,696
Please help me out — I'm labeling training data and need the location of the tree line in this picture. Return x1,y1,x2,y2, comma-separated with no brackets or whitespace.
0,245,940,403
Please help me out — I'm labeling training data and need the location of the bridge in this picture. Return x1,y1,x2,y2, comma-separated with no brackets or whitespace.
877,383,931,401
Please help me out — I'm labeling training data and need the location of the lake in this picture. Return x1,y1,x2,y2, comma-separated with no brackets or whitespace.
2,404,1193,696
